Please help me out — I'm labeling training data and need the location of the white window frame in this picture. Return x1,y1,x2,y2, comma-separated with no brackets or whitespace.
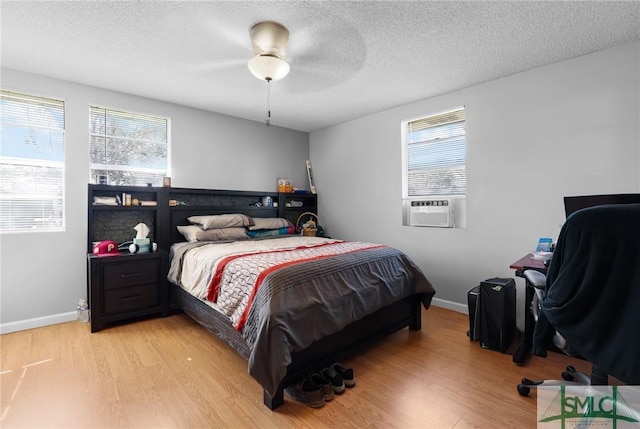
401,106,466,227
0,89,65,233
89,105,169,186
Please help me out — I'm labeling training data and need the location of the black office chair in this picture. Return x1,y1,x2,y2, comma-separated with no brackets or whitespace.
517,203,640,396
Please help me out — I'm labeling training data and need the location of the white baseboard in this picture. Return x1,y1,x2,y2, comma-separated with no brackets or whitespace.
431,297,468,314
0,311,76,335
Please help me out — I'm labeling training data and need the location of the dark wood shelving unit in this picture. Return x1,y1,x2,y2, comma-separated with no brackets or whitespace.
87,184,168,332
278,192,318,229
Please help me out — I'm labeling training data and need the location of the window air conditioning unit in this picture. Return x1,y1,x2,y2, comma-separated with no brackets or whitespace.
409,199,454,228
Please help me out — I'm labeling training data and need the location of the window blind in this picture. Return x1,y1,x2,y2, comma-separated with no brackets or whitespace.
0,90,65,233
89,106,168,186
406,107,466,196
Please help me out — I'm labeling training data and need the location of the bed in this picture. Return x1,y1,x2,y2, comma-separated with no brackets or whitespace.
163,188,435,409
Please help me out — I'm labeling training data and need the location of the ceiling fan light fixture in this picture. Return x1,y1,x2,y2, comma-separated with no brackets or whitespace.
246,21,291,125
247,54,290,82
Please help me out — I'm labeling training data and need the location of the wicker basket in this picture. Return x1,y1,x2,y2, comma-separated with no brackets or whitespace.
296,212,319,237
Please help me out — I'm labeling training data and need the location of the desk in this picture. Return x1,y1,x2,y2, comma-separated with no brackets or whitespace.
510,254,548,365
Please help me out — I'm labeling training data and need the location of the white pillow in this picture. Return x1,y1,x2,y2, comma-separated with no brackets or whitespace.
187,213,254,230
248,217,293,231
177,225,248,242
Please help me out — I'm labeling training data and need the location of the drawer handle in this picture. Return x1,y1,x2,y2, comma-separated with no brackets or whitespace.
121,295,143,302
120,272,142,279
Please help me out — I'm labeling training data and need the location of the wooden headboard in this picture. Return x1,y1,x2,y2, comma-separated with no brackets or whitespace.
163,187,279,247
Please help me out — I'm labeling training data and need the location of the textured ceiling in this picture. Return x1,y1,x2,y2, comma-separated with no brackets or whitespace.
2,1,639,132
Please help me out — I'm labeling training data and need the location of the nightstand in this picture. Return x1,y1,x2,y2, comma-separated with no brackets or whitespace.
87,251,168,333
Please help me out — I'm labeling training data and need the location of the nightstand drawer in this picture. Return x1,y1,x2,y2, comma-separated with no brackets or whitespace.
104,284,158,314
104,260,158,289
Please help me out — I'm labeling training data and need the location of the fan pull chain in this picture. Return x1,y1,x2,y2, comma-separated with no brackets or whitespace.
265,78,272,127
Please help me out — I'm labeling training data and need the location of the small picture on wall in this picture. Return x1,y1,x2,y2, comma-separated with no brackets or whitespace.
306,160,316,194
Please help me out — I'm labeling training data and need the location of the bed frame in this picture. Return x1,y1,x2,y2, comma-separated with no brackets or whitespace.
162,187,426,409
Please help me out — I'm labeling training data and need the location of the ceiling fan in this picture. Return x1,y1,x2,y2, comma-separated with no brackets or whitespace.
189,12,365,87
183,10,366,124
246,21,291,83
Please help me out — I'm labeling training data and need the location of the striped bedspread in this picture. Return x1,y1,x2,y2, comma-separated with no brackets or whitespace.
209,240,384,330
168,236,435,397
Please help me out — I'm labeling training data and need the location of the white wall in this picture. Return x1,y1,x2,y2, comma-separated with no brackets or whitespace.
2,41,638,332
310,42,640,321
0,69,309,332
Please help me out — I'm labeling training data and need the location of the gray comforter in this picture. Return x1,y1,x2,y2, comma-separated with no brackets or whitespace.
169,238,435,397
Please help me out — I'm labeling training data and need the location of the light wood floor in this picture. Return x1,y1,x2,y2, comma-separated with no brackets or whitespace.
0,306,592,428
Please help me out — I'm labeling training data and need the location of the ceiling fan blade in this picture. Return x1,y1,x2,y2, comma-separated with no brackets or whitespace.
283,43,365,93
187,58,247,74
279,16,366,92
165,10,253,75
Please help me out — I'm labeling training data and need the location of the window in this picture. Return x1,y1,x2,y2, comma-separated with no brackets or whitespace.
0,90,65,233
404,107,466,197
90,106,168,186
